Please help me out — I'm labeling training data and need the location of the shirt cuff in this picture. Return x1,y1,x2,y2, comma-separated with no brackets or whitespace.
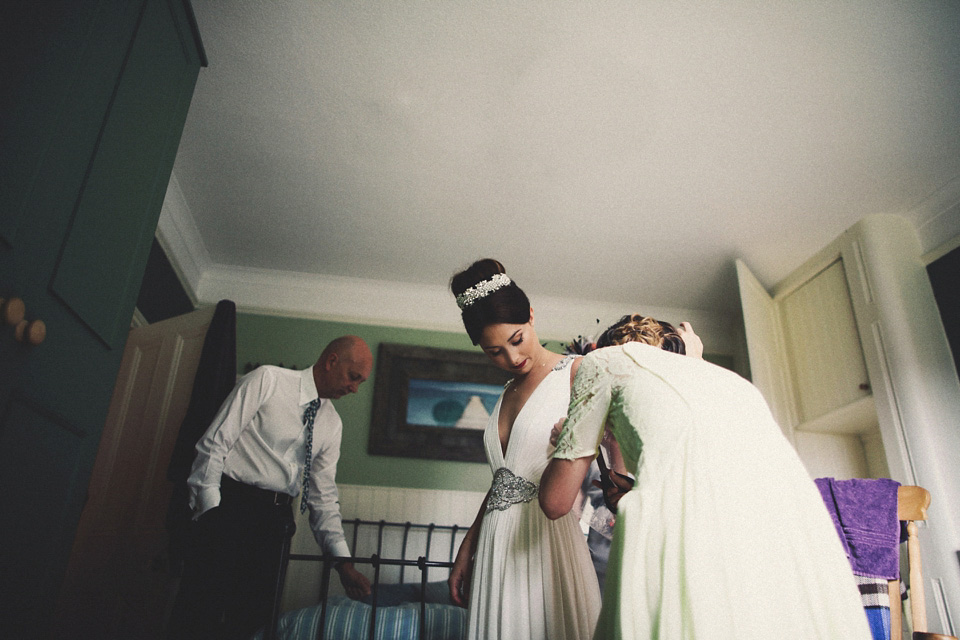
329,539,351,560
193,486,222,519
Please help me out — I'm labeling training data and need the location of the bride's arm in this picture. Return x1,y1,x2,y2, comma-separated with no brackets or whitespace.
540,455,593,520
448,489,489,607
548,355,584,448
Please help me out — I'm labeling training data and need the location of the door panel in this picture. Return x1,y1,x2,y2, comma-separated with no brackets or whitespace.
0,1,104,245
778,259,870,422
0,395,87,620
0,1,143,253
52,0,205,347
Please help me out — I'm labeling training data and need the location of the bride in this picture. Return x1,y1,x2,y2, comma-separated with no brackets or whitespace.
447,259,601,640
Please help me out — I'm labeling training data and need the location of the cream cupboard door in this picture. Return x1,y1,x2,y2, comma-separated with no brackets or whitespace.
53,306,215,639
778,259,871,424
735,259,798,438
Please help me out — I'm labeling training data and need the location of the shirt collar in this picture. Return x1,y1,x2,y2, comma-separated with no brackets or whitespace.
300,367,321,407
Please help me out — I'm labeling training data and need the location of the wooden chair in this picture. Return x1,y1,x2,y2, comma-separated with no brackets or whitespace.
890,486,957,640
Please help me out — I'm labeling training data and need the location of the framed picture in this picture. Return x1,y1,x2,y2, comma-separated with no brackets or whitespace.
368,342,511,462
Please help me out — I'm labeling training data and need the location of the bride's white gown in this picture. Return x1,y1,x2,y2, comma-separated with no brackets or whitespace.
466,357,601,640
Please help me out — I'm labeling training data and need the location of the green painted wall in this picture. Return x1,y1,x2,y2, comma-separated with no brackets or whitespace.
237,313,731,491
236,312,736,492
236,313,498,492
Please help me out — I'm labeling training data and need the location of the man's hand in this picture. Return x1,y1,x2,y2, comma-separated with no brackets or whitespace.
678,322,703,359
337,562,372,600
592,469,634,512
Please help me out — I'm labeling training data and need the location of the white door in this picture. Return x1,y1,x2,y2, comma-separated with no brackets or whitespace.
53,306,216,639
735,259,798,439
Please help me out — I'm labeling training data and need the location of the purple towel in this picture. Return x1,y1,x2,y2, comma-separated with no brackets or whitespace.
814,477,901,580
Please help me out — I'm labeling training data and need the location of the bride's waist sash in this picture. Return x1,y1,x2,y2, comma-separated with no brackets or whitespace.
486,467,538,512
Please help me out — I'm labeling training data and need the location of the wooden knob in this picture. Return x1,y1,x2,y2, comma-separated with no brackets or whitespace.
1,297,25,326
15,319,46,345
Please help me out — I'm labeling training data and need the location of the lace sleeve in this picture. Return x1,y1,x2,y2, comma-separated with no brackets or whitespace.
553,351,614,460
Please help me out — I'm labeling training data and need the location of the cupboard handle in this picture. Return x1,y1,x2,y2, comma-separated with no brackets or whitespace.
15,319,46,346
859,382,871,392
1,297,26,326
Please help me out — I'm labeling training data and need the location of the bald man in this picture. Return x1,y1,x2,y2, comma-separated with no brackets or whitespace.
170,336,373,640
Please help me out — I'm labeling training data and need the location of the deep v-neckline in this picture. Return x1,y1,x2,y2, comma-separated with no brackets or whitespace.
494,357,571,460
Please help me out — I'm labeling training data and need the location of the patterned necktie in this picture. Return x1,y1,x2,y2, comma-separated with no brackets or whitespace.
300,398,321,514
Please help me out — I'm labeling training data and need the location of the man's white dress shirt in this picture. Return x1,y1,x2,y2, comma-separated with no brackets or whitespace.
187,366,351,558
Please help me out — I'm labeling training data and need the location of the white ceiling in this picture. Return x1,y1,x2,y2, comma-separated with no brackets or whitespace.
166,0,960,341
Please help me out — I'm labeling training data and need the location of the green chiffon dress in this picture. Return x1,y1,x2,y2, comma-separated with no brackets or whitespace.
554,343,872,640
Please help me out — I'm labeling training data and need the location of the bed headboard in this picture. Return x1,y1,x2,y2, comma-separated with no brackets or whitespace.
281,484,485,612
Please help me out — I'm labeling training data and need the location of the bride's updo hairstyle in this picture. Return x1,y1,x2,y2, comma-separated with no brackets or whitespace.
596,314,686,355
451,259,531,345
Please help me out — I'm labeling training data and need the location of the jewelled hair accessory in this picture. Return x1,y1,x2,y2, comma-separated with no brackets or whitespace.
456,273,512,309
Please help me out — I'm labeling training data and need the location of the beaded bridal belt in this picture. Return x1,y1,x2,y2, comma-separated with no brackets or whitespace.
486,467,539,512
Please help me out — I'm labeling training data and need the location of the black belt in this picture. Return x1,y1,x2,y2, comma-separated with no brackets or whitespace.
220,475,293,507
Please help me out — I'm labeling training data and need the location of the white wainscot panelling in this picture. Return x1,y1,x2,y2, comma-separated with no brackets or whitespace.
338,484,486,527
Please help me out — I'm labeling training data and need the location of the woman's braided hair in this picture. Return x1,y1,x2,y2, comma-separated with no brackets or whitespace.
596,313,686,355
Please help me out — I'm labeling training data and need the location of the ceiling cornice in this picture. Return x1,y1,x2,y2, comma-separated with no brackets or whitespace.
156,172,209,305
195,262,739,350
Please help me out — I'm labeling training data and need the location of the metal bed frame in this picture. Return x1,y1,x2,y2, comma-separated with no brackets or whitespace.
268,518,465,640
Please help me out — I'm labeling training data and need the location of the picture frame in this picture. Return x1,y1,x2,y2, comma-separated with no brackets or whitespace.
368,342,512,463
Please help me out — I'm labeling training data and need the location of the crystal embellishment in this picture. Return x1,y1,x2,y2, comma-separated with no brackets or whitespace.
455,273,512,310
486,467,539,512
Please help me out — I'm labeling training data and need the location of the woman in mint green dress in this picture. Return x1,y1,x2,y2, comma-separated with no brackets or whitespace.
541,315,872,640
